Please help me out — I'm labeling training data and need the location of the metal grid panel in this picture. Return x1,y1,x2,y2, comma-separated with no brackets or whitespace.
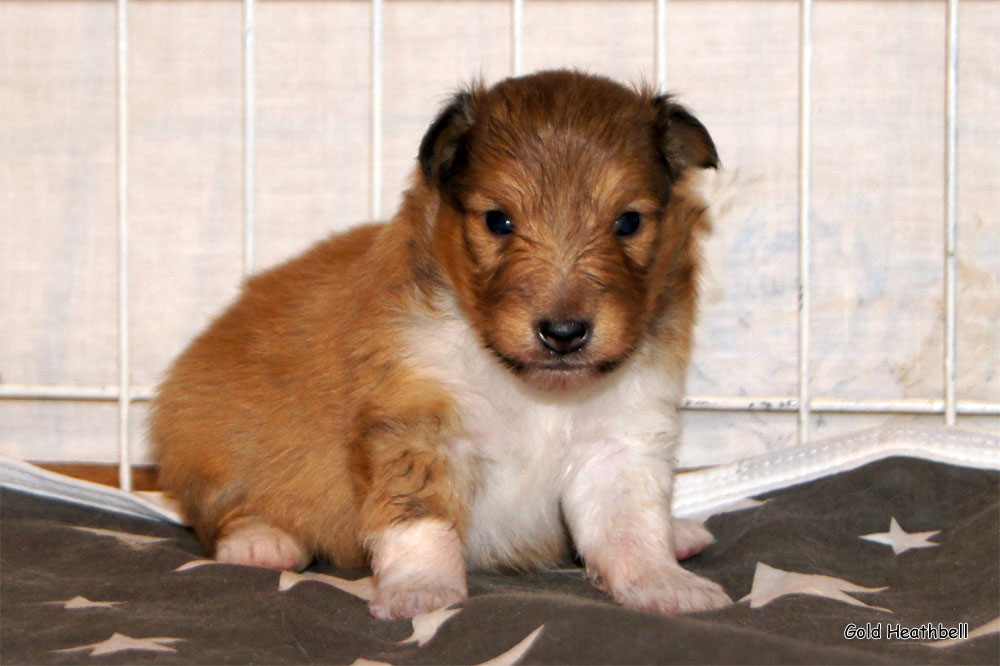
0,0,994,490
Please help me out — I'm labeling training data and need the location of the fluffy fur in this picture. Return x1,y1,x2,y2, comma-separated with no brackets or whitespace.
151,70,730,619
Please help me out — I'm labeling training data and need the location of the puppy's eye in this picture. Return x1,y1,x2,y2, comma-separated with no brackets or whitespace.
614,211,642,237
485,210,514,235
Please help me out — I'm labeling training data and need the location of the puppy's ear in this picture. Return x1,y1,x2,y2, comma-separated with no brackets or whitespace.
653,95,719,179
418,91,476,195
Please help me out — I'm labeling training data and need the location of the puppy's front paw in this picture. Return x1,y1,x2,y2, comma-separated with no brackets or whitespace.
369,581,466,620
672,517,715,560
610,566,731,614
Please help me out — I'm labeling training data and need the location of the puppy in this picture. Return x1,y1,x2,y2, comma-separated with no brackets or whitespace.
151,70,730,619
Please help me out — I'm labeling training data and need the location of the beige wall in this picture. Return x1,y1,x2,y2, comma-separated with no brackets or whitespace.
1,0,997,466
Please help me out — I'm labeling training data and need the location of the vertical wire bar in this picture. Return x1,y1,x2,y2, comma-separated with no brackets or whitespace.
797,0,813,445
370,0,383,219
511,0,523,75
944,0,958,425
654,0,667,89
243,0,255,274
116,0,132,491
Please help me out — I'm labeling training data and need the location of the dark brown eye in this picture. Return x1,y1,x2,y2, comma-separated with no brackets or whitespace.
485,210,514,235
614,211,641,236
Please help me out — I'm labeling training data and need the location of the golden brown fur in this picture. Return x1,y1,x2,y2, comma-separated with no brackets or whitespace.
151,70,723,617
153,220,471,567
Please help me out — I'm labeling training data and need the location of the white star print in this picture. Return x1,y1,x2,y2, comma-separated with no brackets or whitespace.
174,561,377,601
278,570,376,601
399,607,462,647
45,595,121,610
860,517,940,555
69,526,172,550
739,562,890,612
175,558,296,573
351,625,545,666
925,616,1000,648
174,559,220,572
54,633,184,656
478,625,545,666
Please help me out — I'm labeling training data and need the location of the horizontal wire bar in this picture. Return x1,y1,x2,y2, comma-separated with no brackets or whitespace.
2,384,997,416
0,384,155,402
681,396,1000,416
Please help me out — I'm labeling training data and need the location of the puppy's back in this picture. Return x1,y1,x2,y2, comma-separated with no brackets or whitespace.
151,221,394,567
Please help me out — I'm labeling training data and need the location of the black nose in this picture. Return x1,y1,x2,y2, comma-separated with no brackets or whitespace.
537,319,590,354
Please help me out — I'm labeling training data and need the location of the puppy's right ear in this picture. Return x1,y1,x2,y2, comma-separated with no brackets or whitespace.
418,91,476,195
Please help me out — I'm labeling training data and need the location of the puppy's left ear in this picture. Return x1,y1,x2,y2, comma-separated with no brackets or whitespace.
653,95,719,179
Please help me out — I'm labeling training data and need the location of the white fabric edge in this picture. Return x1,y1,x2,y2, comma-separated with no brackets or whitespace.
673,426,1000,519
2,426,997,527
0,455,183,524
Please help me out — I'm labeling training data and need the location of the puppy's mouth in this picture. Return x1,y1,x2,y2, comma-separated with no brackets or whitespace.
485,340,629,387
535,358,624,373
536,362,589,371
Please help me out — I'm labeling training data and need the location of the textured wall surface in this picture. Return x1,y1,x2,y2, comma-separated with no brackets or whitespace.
1,0,997,466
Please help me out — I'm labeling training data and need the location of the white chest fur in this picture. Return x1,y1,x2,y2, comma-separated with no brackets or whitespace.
403,306,684,570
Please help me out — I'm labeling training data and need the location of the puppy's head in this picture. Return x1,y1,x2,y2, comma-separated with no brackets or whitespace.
419,70,717,391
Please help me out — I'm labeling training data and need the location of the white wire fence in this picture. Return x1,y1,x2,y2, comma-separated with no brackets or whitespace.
1,0,995,491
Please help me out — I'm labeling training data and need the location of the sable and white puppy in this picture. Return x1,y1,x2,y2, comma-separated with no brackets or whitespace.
152,70,731,619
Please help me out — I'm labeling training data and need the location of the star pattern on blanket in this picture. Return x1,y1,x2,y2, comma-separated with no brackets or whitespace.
173,560,378,602
399,607,462,647
352,624,546,666
45,595,121,609
68,526,172,550
739,562,890,611
477,625,545,666
279,570,376,601
173,558,220,572
924,616,1000,648
54,633,185,656
6,452,994,664
860,517,940,555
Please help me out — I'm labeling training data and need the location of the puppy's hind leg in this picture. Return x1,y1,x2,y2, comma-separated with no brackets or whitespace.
359,394,471,620
214,515,311,571
368,517,466,620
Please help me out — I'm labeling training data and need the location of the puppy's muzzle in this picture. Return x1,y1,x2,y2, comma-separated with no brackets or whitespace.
537,319,590,355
